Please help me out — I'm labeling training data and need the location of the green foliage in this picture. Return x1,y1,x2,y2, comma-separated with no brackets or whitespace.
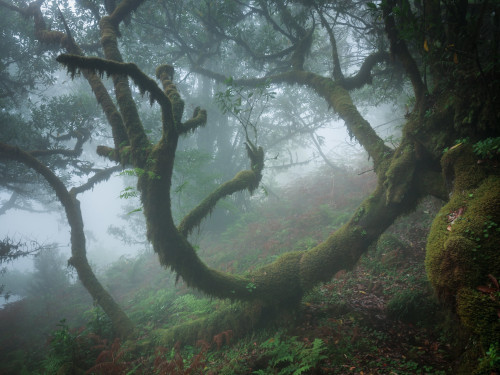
119,186,139,199
473,137,500,160
478,343,500,374
83,307,114,340
215,78,275,142
252,333,326,375
119,168,160,180
41,319,95,375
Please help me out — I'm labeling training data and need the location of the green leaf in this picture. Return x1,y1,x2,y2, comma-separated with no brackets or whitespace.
127,207,142,215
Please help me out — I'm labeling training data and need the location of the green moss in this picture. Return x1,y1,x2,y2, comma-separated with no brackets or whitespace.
441,144,487,192
426,145,500,370
254,251,304,304
384,142,415,204
457,288,500,349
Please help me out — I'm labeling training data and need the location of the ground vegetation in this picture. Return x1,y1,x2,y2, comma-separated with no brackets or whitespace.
0,0,498,373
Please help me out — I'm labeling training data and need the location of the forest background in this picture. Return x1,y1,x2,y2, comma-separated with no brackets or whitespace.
0,0,499,374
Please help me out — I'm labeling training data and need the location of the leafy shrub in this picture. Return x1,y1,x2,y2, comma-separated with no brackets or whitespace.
473,137,500,159
478,343,500,374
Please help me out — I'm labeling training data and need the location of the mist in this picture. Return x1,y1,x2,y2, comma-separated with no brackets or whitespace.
1,0,497,374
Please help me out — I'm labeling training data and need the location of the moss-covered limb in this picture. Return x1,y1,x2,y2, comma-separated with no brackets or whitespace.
179,107,208,135
178,169,262,237
283,72,392,168
108,0,145,26
382,0,426,108
99,16,149,167
341,51,392,90
426,145,500,355
143,153,420,306
71,165,122,196
0,142,134,338
155,65,178,133
155,65,185,130
178,142,263,237
57,54,171,111
96,145,120,162
191,67,391,167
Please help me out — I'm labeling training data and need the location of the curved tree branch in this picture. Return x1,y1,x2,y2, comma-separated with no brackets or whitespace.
191,66,392,168
0,142,134,338
56,54,172,110
71,165,123,196
341,51,391,90
178,144,264,237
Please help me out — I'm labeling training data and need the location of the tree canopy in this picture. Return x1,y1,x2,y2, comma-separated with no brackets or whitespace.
0,0,499,372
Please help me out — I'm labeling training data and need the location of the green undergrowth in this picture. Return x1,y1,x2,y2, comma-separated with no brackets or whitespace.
0,168,466,374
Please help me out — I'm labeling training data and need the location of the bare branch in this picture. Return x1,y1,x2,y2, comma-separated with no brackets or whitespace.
0,142,134,337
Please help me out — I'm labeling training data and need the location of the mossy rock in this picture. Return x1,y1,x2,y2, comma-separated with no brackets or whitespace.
457,287,500,349
426,145,500,370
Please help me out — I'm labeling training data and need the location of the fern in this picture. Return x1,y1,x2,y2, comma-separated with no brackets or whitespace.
253,334,326,375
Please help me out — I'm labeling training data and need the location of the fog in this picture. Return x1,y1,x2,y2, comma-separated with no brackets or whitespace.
2,0,468,372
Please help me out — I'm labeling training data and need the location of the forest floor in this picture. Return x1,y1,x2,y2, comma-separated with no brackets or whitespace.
200,199,460,374
0,170,465,374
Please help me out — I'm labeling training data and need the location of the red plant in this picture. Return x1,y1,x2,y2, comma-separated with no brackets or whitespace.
213,329,233,350
154,341,208,375
86,338,131,374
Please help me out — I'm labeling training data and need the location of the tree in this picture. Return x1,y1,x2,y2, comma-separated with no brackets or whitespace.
0,0,498,370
